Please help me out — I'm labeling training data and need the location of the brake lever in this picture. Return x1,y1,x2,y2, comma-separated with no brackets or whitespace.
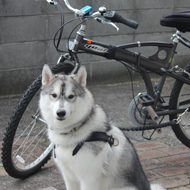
95,18,119,31
109,22,119,31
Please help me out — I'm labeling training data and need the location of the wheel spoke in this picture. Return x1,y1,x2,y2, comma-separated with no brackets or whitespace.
21,129,47,165
13,125,47,166
13,119,37,158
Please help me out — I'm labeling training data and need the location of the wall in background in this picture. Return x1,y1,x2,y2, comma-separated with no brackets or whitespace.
0,0,190,95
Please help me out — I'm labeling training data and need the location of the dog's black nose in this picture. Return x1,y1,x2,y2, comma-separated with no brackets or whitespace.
57,109,66,118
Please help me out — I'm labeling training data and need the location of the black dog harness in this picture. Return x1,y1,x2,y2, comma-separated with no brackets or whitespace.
72,132,119,156
53,132,119,158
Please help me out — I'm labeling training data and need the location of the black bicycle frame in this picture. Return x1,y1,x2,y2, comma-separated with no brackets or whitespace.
69,32,190,117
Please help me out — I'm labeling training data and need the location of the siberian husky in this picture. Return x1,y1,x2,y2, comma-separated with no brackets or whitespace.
39,64,166,190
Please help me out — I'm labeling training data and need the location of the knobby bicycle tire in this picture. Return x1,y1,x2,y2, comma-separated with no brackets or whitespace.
169,62,190,148
1,63,74,179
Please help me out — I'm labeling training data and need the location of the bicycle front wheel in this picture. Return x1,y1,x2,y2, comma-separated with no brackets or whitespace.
169,63,190,148
1,63,74,179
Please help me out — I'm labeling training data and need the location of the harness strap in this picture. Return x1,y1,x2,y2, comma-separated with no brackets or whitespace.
72,132,115,156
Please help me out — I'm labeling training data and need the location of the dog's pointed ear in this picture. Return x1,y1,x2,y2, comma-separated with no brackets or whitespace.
42,64,54,86
75,66,87,87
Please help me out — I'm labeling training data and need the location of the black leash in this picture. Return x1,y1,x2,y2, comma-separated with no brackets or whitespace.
118,120,176,131
72,121,176,156
54,109,189,157
72,132,115,156
119,107,190,132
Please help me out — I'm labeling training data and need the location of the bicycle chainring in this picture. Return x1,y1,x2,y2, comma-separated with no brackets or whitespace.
128,93,155,127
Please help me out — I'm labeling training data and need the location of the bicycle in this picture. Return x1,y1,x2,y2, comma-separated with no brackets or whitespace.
2,0,190,179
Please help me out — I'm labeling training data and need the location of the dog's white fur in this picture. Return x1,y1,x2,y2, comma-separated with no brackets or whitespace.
39,65,166,190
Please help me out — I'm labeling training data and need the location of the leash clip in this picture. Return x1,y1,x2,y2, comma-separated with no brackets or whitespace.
174,108,189,124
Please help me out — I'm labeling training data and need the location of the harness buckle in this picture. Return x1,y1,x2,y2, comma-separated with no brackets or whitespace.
108,137,119,147
113,138,119,147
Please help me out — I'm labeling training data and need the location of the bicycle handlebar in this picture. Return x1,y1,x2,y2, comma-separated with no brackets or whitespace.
59,0,138,29
103,11,138,29
63,0,79,14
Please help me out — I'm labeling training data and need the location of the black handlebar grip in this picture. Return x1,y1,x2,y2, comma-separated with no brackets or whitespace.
104,11,138,29
112,12,138,29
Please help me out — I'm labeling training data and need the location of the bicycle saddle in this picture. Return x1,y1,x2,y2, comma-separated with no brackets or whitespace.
160,11,190,32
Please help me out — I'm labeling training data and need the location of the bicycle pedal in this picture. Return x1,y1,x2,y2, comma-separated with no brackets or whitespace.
138,94,154,106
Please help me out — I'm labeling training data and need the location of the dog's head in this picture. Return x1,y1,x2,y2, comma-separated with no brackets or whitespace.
39,65,93,131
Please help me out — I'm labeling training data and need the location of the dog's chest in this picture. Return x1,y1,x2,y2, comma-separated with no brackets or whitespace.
54,144,110,175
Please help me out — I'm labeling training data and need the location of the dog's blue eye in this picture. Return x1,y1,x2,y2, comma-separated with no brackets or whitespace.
68,95,74,99
52,93,57,98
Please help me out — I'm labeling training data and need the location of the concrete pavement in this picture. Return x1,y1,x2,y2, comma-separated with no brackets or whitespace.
1,79,190,189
